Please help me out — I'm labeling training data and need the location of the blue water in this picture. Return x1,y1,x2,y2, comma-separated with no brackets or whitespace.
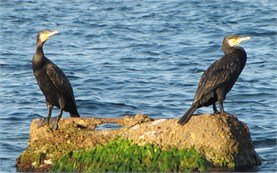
0,0,276,172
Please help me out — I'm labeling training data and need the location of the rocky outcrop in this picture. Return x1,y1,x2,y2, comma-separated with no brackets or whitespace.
121,114,261,168
16,113,261,171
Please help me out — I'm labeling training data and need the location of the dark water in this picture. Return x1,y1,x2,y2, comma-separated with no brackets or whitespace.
0,0,276,172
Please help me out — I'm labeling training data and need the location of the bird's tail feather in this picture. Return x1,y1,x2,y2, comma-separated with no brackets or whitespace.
178,105,197,125
70,109,80,117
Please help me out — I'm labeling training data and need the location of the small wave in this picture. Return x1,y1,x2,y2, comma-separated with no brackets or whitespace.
78,100,138,111
254,138,277,148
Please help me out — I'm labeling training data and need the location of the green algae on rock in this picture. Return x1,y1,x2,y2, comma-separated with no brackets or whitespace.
51,138,210,172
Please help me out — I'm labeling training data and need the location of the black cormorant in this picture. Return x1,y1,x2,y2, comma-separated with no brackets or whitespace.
178,35,251,125
32,29,80,130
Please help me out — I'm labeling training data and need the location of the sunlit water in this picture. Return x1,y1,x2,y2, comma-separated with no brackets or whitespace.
0,0,276,172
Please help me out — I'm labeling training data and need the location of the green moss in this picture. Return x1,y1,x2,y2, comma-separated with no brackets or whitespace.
221,159,235,168
51,138,210,172
35,152,47,168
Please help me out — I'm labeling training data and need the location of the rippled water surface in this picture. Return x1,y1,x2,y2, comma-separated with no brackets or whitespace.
0,0,276,172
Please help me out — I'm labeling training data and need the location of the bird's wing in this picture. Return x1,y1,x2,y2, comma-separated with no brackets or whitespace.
46,62,75,100
194,54,239,102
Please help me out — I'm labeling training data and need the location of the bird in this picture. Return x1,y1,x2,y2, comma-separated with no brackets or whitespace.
178,35,251,125
32,29,80,130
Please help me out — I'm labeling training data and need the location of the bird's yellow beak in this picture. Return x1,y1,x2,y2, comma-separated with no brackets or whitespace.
237,36,251,44
40,30,59,42
45,30,59,39
49,30,59,36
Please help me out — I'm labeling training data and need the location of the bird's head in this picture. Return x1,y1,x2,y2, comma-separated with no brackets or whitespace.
223,35,251,47
222,35,251,54
37,29,59,46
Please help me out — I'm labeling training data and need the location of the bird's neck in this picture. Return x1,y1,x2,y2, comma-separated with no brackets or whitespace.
222,46,246,56
36,44,44,55
32,43,45,69
222,44,235,55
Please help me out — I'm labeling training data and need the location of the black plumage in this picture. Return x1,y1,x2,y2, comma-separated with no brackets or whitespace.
32,29,80,130
178,35,251,125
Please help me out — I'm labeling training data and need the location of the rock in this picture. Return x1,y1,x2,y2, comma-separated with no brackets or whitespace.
16,113,261,172
121,113,261,168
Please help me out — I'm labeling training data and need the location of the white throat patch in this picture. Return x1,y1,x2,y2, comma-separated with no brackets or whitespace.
227,39,237,47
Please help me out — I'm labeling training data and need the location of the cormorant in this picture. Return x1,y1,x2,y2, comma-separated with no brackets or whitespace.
178,35,251,125
32,29,80,130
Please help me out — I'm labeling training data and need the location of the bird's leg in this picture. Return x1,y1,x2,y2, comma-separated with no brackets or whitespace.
52,98,65,130
218,95,237,118
46,104,53,124
37,102,53,128
218,99,225,114
213,103,218,114
52,108,63,130
216,88,226,114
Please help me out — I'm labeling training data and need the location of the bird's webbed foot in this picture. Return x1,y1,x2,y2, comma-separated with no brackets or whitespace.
214,111,221,115
220,110,227,115
52,122,59,131
37,117,50,128
50,117,59,130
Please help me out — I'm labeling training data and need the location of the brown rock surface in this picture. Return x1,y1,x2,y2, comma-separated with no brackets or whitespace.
16,113,261,171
